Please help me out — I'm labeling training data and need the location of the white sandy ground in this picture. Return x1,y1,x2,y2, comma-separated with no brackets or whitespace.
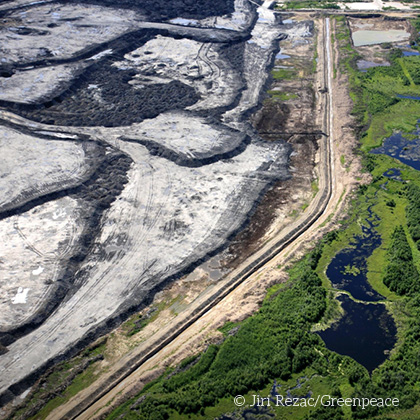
0,0,293,399
113,36,243,112
81,112,246,159
0,3,143,65
0,0,54,11
168,0,255,32
44,16,367,419
338,0,411,10
0,1,253,111
224,8,312,127
0,197,83,329
0,127,87,211
202,0,256,31
0,63,88,104
0,140,290,396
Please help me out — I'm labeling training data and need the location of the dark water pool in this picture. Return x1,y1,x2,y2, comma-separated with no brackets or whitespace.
383,168,403,181
326,211,383,302
402,50,420,57
371,131,420,171
401,44,419,56
318,204,397,371
319,295,397,372
357,60,390,70
397,94,420,100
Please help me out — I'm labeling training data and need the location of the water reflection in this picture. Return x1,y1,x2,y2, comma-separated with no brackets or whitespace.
318,204,397,371
319,295,397,372
383,168,403,181
326,207,383,301
371,131,420,171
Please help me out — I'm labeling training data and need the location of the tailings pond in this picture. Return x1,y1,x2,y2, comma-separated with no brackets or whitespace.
352,30,410,47
318,206,397,372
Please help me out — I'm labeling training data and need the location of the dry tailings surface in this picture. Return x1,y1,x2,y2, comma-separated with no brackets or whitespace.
0,0,313,409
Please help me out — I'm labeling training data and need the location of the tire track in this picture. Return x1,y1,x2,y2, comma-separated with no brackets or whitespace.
55,17,336,420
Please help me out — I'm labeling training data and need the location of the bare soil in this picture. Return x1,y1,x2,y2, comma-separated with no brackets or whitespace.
224,23,320,269
8,14,365,420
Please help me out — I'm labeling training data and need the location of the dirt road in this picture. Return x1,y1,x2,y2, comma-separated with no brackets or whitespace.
44,16,350,420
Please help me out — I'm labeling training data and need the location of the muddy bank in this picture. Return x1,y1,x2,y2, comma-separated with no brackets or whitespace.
224,134,319,269
224,18,319,268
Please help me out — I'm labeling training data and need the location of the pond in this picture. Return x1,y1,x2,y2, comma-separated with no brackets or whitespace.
397,94,420,100
325,208,383,302
383,168,403,181
371,131,420,171
321,120,420,371
318,204,397,372
357,60,390,70
352,30,410,47
276,52,291,59
319,294,397,372
403,50,420,57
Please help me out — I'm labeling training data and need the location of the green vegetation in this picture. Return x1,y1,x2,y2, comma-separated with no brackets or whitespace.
267,90,298,100
123,312,149,337
332,18,420,150
331,30,337,78
106,235,366,420
27,16,420,420
218,321,241,337
333,16,420,151
9,292,194,420
312,35,318,73
12,340,106,420
123,295,186,336
105,17,420,420
326,16,420,419
383,226,420,295
271,67,297,80
330,25,420,294
343,264,360,276
311,179,319,196
406,184,420,250
279,1,340,10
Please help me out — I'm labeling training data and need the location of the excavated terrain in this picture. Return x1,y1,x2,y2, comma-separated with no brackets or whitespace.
0,0,318,409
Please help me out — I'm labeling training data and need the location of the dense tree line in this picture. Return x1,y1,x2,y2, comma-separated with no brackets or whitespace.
383,225,420,295
107,221,420,420
304,389,344,420
405,183,420,249
105,209,420,419
351,294,420,418
107,238,340,419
